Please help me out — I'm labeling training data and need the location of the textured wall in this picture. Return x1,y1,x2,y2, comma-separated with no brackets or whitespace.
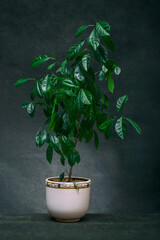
0,0,160,214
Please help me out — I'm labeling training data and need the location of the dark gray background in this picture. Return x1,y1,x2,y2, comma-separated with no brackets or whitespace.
0,0,160,214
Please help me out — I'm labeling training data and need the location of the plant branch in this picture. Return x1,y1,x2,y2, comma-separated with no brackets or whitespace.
68,115,81,182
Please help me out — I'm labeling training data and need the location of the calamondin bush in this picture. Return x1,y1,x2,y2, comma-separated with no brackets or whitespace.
15,21,141,182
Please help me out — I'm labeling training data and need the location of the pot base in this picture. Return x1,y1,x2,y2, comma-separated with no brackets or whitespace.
55,218,80,223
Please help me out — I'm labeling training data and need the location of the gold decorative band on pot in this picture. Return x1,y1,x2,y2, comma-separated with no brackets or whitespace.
45,177,91,189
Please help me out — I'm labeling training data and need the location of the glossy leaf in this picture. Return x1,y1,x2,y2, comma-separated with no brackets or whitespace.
60,136,74,158
94,130,99,149
27,103,35,116
42,130,50,143
88,29,100,50
102,36,114,52
114,66,121,75
47,62,57,70
21,102,30,109
82,54,91,71
50,134,59,148
68,151,80,167
41,75,51,93
67,40,85,61
102,65,108,73
99,119,113,131
56,66,67,75
60,155,65,166
61,60,68,67
93,44,108,63
36,82,44,97
59,172,65,182
96,21,110,36
101,94,109,109
85,129,93,143
75,25,88,37
125,118,141,135
108,73,114,93
62,79,77,88
32,55,50,67
14,78,31,87
46,144,53,164
80,89,92,105
35,130,42,147
74,66,85,81
98,71,105,81
116,95,128,113
115,117,126,139
30,86,37,100
104,121,113,139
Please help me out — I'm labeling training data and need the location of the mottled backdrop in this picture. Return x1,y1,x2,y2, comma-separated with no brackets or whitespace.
0,0,160,214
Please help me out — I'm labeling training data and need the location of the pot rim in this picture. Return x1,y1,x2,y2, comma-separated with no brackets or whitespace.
45,176,91,185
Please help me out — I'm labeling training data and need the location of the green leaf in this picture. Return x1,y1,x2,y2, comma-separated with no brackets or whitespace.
85,129,93,143
68,151,80,167
104,121,113,139
60,136,74,158
98,71,105,81
14,78,31,87
88,29,100,50
93,44,108,64
50,134,59,148
56,66,67,75
115,117,127,139
94,130,99,149
35,130,42,147
30,86,37,100
59,172,65,182
75,151,80,164
67,40,85,61
62,113,69,123
101,94,109,109
61,60,68,67
102,36,115,52
60,155,65,166
82,54,91,71
74,66,85,81
62,79,78,88
47,62,57,70
96,112,107,128
125,118,141,135
32,55,50,67
43,108,51,118
46,144,53,164
102,65,108,73
48,99,57,130
21,101,30,109
99,119,113,131
116,95,128,113
108,73,114,93
75,25,88,37
96,21,110,36
42,130,50,143
80,89,92,105
27,103,35,116
41,75,51,93
114,66,121,75
36,81,44,97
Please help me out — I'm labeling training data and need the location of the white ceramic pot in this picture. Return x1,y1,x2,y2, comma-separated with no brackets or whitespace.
45,176,91,222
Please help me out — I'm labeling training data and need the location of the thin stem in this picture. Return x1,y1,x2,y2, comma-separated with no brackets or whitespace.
94,71,100,75
68,115,81,182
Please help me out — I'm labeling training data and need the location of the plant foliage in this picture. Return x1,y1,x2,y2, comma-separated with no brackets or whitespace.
15,20,141,181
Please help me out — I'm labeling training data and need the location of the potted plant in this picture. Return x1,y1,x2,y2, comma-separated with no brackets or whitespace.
14,21,141,222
